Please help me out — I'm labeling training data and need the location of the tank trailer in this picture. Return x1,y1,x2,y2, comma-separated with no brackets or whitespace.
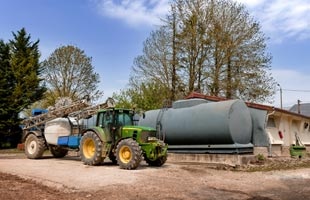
22,98,167,169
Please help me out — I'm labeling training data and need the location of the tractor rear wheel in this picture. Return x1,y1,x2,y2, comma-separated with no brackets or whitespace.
49,145,68,158
80,131,103,165
145,155,167,167
116,138,142,170
24,134,45,159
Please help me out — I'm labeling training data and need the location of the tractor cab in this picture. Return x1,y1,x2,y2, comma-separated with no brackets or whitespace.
97,109,134,137
97,109,136,127
96,108,145,144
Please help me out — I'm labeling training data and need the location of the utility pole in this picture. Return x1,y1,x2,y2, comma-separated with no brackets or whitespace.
277,84,283,109
297,99,301,114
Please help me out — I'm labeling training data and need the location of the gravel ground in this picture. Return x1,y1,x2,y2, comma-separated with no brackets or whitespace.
0,151,310,200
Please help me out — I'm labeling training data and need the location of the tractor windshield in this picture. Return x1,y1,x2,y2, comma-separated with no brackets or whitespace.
97,109,134,128
117,112,133,126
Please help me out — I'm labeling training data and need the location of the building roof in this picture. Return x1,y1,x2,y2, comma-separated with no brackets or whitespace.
289,103,310,117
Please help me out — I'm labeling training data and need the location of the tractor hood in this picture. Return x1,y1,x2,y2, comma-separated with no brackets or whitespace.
122,125,156,132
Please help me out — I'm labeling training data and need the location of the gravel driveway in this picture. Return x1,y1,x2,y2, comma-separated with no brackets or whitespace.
1,152,310,200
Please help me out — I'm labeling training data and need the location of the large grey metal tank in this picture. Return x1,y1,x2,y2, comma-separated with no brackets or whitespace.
139,99,253,146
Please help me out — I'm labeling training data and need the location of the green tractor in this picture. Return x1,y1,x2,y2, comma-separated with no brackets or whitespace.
80,108,168,169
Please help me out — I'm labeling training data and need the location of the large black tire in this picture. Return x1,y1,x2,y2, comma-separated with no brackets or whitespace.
109,152,117,164
24,134,45,159
80,131,103,165
145,155,167,167
49,145,68,158
116,138,142,170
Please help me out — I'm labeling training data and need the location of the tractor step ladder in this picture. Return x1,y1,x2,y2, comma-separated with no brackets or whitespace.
156,99,171,141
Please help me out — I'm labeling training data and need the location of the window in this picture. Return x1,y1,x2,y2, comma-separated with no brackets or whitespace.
267,117,276,128
97,112,104,127
304,122,309,130
104,112,112,127
117,113,132,126
96,112,113,127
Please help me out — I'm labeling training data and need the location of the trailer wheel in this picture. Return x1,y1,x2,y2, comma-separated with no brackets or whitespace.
24,134,45,159
80,131,103,165
49,145,68,158
145,155,167,167
116,138,142,170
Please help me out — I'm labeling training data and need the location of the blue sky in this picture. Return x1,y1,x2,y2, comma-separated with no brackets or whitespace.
0,0,309,108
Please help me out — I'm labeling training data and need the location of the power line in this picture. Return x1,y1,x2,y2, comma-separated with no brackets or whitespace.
282,89,310,92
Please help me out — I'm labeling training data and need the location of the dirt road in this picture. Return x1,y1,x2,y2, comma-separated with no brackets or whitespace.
0,152,310,200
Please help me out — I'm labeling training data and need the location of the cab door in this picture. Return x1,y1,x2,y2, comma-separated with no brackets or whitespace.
97,111,113,142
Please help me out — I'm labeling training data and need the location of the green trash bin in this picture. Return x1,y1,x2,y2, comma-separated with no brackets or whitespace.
290,145,306,158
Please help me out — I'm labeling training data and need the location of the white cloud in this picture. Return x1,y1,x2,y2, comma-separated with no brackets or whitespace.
236,0,267,7
236,0,310,42
94,0,170,27
271,69,310,108
95,0,310,41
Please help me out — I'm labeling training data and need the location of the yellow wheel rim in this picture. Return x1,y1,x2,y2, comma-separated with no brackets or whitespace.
119,146,132,163
83,138,95,159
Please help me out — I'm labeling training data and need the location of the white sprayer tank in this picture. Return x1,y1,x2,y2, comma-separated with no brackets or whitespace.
44,118,76,145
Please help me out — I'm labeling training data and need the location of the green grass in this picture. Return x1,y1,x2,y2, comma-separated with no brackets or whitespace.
243,158,310,172
0,148,24,154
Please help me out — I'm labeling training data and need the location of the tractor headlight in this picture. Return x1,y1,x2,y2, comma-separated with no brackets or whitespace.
147,137,158,142
141,131,156,142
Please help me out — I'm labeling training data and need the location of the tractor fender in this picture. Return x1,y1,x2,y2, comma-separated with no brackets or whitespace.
114,137,131,147
22,130,43,142
82,127,110,143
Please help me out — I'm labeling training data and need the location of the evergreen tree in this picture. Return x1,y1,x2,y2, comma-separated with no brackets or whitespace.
9,28,46,112
0,40,13,131
0,28,45,147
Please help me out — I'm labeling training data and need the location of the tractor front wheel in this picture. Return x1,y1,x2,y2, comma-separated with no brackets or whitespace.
145,155,167,167
116,138,142,170
24,134,45,159
80,131,103,165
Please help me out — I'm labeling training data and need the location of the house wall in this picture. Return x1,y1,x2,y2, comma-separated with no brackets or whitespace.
279,115,291,146
265,112,310,156
297,120,310,145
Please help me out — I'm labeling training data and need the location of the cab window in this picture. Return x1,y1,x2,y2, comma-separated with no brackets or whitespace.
97,112,104,127
97,112,113,127
117,113,132,126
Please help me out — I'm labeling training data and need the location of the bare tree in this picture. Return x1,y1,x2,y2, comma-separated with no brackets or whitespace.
41,45,102,106
174,0,211,93
204,0,275,102
120,0,276,109
131,22,184,103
